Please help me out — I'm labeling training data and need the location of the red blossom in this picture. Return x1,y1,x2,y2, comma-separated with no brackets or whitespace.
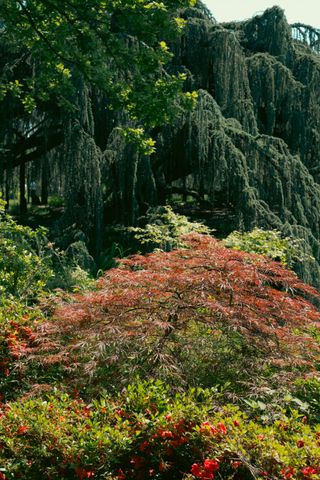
280,466,296,479
204,459,219,472
139,441,149,452
297,440,305,448
191,464,202,477
301,467,318,477
117,469,126,480
160,430,173,439
217,422,227,434
17,425,28,435
75,466,95,479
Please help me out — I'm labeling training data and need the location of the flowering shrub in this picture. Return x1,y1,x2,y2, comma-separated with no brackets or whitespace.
0,299,44,401
0,380,319,480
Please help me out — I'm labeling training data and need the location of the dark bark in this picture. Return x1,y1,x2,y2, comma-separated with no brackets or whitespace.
19,162,27,215
41,157,49,204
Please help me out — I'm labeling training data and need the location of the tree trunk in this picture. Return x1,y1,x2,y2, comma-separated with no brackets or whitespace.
20,162,27,215
41,157,49,204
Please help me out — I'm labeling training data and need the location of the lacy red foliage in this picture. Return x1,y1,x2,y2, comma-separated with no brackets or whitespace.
28,234,320,385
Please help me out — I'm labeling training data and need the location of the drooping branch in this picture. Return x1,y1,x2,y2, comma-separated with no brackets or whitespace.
291,23,320,52
2,127,63,170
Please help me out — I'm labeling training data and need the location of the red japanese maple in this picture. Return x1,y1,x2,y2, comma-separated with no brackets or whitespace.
25,234,320,393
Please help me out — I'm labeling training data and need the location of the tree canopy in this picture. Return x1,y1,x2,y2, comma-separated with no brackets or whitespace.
1,0,195,131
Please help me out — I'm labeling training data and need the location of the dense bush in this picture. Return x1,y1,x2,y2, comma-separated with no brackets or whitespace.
224,228,312,268
106,206,210,257
11,234,319,401
0,200,52,300
0,380,319,480
0,299,44,402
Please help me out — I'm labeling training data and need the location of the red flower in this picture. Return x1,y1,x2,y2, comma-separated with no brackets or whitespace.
160,430,173,439
139,441,149,452
204,459,219,473
191,464,202,477
217,422,227,434
201,421,218,435
117,469,126,480
301,467,318,477
296,440,305,448
280,466,295,479
232,461,242,469
233,419,240,427
0,473,6,480
210,425,218,435
17,425,28,435
75,467,94,479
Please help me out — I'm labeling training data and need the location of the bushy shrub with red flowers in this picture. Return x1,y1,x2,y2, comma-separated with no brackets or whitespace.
1,234,320,479
0,299,44,402
0,380,319,480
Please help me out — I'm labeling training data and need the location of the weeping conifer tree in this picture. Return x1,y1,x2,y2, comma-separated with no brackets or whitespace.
151,5,320,287
2,3,320,288
63,81,103,255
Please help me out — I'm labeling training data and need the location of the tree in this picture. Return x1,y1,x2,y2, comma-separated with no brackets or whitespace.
0,0,197,245
1,0,195,146
18,234,320,397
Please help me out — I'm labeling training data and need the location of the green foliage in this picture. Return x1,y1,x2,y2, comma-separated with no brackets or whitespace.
294,377,320,424
47,248,96,292
52,265,96,293
223,228,311,267
1,0,197,149
48,195,64,208
0,200,52,300
0,380,319,480
97,242,126,273
129,206,210,252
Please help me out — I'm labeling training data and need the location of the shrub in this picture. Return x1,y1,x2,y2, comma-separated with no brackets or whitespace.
0,299,44,401
294,377,320,424
19,234,320,399
223,228,311,268
0,380,319,480
128,205,210,252
48,195,64,208
0,200,52,300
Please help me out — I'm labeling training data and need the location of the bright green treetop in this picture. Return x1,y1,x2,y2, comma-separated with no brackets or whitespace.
1,0,197,139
